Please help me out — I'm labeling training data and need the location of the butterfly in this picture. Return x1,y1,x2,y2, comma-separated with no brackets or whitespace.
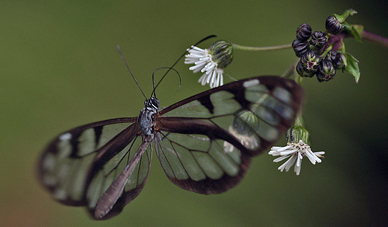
37,75,304,220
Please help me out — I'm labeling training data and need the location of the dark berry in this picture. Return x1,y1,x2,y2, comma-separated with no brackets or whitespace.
326,51,346,69
296,23,312,41
326,16,344,35
333,53,346,69
316,59,336,82
309,31,327,49
292,39,309,57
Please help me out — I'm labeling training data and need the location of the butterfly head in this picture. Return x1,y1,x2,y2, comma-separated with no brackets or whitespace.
144,97,160,110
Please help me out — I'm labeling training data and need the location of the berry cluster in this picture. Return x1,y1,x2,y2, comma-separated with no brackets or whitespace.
292,16,346,82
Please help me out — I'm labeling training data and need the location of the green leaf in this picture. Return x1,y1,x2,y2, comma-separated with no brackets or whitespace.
352,25,364,42
342,23,364,42
334,9,358,23
343,53,360,83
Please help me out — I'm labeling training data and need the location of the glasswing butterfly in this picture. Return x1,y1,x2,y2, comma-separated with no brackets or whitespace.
37,44,304,220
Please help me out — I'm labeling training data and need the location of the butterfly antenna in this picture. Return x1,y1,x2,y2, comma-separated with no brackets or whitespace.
117,45,147,99
151,67,182,97
150,34,217,97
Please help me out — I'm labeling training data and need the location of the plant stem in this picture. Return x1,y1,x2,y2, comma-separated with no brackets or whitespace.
232,43,291,51
361,30,388,48
281,59,299,78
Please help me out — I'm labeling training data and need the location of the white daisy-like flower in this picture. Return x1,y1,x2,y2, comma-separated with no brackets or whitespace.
185,45,224,88
268,140,325,175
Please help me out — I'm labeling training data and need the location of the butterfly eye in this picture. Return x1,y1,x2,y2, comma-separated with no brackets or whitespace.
151,97,159,109
144,97,160,109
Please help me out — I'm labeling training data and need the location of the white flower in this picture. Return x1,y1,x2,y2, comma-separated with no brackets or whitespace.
185,46,224,88
268,140,325,175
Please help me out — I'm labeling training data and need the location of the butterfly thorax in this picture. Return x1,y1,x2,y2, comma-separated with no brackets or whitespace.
138,97,160,137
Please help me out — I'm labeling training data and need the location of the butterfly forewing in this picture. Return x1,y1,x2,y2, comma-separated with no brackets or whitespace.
38,117,153,219
38,118,136,205
159,76,304,156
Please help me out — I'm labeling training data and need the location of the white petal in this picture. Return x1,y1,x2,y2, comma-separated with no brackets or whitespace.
280,149,297,156
285,155,297,172
215,72,220,87
273,154,291,162
294,160,302,175
190,63,206,73
191,46,205,52
277,145,292,151
278,155,296,172
199,56,210,61
296,152,303,167
305,150,320,164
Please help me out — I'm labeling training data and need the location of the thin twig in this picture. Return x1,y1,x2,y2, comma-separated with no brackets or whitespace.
361,30,388,48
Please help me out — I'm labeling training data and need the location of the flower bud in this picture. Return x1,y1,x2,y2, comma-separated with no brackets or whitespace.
286,125,310,143
316,59,336,82
296,60,315,78
300,50,320,71
332,52,346,69
292,39,309,57
208,40,234,69
325,16,344,35
309,31,327,49
326,51,337,61
296,23,312,41
232,110,259,134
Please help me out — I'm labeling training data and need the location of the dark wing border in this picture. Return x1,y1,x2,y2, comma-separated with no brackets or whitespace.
159,76,304,117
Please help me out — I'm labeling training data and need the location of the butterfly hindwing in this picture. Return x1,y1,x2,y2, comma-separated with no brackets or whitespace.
154,130,251,194
87,139,152,220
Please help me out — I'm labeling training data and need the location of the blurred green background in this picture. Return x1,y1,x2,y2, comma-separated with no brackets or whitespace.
1,1,387,226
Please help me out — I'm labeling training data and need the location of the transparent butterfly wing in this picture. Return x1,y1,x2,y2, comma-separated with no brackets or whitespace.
154,130,251,194
86,139,152,220
155,76,304,193
37,117,152,219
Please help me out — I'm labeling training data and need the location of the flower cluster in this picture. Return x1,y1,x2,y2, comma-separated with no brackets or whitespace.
293,16,347,82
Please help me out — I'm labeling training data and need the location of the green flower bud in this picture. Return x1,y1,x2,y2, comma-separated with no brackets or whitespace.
296,23,312,41
296,60,315,78
232,110,259,135
286,125,310,143
292,39,309,57
208,40,234,69
300,50,320,71
325,16,344,35
309,31,327,49
316,59,336,82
